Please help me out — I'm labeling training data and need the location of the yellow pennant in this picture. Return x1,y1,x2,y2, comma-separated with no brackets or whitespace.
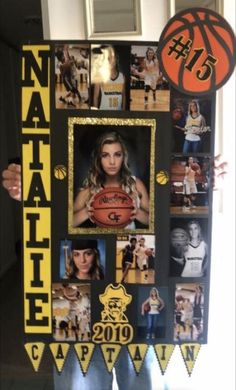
74,343,96,375
127,344,149,374
154,344,175,374
24,342,45,372
100,344,122,372
49,343,70,372
180,343,201,376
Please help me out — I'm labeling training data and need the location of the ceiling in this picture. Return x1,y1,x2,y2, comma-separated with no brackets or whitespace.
0,0,43,49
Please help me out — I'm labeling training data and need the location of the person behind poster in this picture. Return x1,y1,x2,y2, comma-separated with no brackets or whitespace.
73,131,149,228
141,287,165,340
91,45,126,110
63,239,104,280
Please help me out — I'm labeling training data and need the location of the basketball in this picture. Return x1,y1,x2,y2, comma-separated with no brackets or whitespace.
157,8,236,95
145,248,153,257
92,187,134,228
191,162,200,172
54,165,67,180
172,108,183,122
171,228,189,247
156,170,169,185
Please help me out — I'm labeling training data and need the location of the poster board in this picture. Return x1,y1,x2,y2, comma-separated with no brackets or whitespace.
21,40,216,375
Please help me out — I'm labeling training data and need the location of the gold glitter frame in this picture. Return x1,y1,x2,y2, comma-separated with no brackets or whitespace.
68,117,156,234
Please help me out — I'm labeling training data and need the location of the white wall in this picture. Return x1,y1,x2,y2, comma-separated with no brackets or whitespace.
41,0,169,41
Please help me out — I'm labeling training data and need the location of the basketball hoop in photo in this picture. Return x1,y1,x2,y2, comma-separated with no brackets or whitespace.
157,8,236,95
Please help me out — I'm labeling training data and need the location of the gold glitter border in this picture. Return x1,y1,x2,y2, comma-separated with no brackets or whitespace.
68,117,156,234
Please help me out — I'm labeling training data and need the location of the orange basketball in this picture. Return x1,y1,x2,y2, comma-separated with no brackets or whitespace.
172,108,183,121
191,162,200,172
92,187,134,228
157,8,236,95
145,248,153,257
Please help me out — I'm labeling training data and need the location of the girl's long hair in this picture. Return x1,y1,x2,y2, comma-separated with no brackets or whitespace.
188,99,200,115
83,131,137,194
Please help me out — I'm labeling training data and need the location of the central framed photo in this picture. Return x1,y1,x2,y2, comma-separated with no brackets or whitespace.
68,117,155,234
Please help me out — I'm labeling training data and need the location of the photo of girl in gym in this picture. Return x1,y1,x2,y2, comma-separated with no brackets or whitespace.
52,283,91,342
171,91,212,153
69,119,155,233
170,156,211,215
130,45,169,111
55,43,89,109
174,283,205,342
90,44,130,110
138,286,166,341
116,235,155,284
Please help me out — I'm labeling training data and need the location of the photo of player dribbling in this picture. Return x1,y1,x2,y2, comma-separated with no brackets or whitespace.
174,283,205,342
116,235,155,284
130,45,169,111
170,156,211,215
55,43,89,109
52,283,91,342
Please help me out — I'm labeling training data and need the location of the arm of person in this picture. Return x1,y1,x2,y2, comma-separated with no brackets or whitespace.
158,297,165,311
93,83,101,108
135,178,149,225
73,188,92,227
141,298,150,315
122,75,126,110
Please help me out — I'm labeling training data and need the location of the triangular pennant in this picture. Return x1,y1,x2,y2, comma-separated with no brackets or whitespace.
74,343,96,375
100,344,122,372
179,343,201,376
49,343,70,372
24,342,45,372
154,344,175,375
127,344,149,374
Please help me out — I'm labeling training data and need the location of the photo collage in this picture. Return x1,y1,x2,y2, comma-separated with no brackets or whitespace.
51,41,214,346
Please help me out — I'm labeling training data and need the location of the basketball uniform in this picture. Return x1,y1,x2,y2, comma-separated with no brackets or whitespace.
185,114,205,142
181,241,207,277
144,58,159,90
183,167,197,194
99,72,124,110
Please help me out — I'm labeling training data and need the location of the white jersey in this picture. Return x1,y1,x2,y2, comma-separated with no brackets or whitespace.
99,72,124,110
185,114,205,142
181,241,207,277
144,58,159,89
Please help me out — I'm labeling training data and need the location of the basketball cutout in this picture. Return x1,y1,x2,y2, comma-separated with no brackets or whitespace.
157,7,236,95
156,170,169,185
54,165,67,180
92,187,134,228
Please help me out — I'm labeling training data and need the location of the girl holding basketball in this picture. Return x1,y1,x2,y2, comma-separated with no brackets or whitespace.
183,156,201,211
182,99,207,153
181,220,208,278
64,239,104,280
141,287,165,340
73,131,149,228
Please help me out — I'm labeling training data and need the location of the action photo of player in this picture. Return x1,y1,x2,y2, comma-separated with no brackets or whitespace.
55,44,89,109
170,156,211,214
116,235,156,284
130,45,169,111
174,283,205,342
